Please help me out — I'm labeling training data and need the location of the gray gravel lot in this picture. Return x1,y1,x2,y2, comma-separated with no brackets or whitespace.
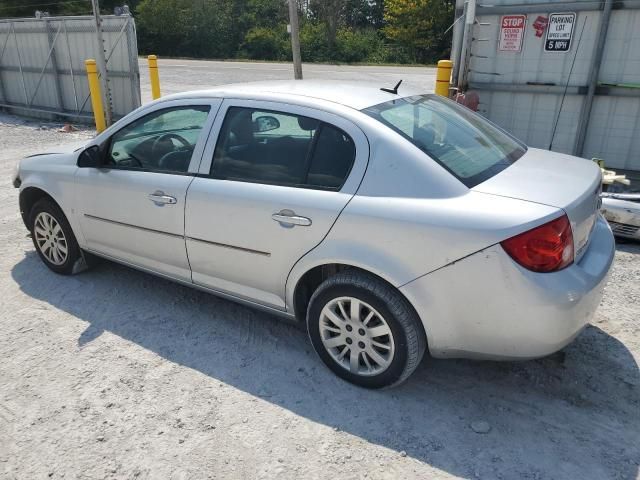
1,61,640,479
137,58,437,103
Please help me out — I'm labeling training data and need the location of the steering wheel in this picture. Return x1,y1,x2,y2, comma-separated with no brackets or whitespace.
151,133,191,158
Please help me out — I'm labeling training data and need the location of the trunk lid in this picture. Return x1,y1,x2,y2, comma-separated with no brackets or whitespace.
473,148,602,261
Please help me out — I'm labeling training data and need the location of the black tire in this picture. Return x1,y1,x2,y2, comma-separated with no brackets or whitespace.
29,198,82,275
307,270,427,389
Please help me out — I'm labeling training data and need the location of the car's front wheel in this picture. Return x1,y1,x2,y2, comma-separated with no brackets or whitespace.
29,198,82,275
307,270,427,389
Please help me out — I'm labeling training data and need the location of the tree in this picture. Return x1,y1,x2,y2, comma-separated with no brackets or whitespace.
0,0,454,65
383,0,454,63
308,0,346,48
136,0,239,58
241,26,288,60
244,0,288,28
344,0,384,29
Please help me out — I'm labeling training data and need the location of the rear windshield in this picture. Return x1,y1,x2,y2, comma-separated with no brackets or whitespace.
363,95,527,188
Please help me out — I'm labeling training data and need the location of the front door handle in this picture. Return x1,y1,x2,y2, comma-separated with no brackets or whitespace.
148,191,177,205
272,209,312,227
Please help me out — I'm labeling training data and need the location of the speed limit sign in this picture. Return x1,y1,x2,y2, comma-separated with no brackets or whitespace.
545,12,576,52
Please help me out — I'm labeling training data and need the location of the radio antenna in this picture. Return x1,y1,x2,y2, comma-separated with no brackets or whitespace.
381,80,403,94
549,16,587,150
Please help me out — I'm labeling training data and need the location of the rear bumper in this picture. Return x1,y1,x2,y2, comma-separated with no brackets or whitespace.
400,215,615,360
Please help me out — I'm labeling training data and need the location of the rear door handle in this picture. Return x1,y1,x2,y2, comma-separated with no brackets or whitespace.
272,210,312,227
148,191,177,205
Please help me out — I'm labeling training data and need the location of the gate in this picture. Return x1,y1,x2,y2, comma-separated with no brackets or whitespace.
451,0,640,172
0,14,140,123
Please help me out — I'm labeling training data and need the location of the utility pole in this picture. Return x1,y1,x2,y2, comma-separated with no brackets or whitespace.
90,0,113,126
287,0,303,79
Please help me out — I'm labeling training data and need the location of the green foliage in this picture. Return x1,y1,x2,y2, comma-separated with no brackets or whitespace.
299,22,331,62
136,0,238,58
0,0,454,65
383,0,454,63
298,25,402,64
135,0,189,57
241,26,289,60
244,0,288,28
335,28,381,63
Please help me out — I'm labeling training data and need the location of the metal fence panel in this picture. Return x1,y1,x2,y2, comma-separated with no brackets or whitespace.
470,11,598,86
0,14,140,123
481,90,584,153
476,0,599,5
453,0,640,171
584,96,640,170
599,9,640,85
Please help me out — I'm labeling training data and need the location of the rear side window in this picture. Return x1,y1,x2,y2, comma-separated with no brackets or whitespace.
307,124,356,189
210,107,355,190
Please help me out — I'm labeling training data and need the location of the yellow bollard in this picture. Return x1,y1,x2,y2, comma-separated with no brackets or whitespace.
148,55,161,100
85,59,106,133
435,60,453,97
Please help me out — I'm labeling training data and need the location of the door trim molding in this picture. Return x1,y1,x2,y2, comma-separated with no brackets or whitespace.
84,214,271,256
83,214,183,239
186,235,271,257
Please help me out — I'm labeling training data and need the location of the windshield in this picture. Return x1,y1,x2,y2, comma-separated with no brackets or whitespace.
363,95,527,188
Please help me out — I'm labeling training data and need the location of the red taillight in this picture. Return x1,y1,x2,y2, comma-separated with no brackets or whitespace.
501,215,574,273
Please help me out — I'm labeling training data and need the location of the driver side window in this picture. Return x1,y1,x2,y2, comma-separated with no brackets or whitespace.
107,105,210,174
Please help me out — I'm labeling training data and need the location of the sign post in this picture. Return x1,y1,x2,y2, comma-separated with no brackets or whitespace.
545,12,576,52
499,15,526,52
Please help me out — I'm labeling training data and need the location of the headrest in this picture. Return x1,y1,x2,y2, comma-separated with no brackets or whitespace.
297,116,319,131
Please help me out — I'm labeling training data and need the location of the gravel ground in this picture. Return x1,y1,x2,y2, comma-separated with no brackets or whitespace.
136,58,437,104
1,112,639,480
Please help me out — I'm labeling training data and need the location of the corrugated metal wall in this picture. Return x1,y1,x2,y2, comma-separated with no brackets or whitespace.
452,0,640,171
0,14,140,122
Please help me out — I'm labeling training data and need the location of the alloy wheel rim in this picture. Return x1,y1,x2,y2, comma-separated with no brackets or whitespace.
34,212,68,266
319,296,395,376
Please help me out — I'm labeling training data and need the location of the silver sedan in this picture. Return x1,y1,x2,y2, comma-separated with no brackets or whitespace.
13,80,615,388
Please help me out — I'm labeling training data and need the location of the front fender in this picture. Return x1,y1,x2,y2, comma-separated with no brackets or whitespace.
18,155,85,247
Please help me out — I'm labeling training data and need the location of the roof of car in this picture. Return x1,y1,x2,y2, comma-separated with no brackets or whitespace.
163,80,427,111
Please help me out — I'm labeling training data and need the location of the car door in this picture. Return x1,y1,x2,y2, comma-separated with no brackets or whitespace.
185,99,369,309
76,99,221,281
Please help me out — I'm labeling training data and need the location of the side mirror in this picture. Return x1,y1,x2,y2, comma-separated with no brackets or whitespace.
254,115,280,133
77,145,103,168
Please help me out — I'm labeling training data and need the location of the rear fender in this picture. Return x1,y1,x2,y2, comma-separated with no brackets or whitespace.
286,190,561,312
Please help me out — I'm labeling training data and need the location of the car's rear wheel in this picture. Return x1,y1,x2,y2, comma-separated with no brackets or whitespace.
307,270,426,389
29,198,82,275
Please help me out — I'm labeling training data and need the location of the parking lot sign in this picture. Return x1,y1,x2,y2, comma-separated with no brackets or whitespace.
545,12,576,52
